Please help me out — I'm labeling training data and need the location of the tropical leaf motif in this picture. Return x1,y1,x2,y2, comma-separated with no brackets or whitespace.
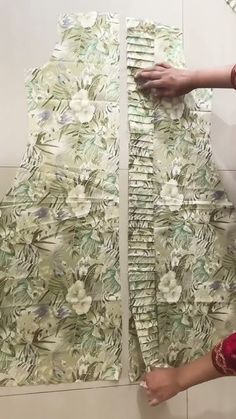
127,18,236,382
0,12,121,386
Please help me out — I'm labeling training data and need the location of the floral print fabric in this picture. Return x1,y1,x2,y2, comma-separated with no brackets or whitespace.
225,0,236,12
127,18,236,381
0,12,121,385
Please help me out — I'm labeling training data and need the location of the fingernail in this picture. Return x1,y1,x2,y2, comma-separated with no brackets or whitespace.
140,381,148,389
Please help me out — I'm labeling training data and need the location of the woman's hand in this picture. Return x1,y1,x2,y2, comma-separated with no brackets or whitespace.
135,63,195,98
144,368,182,407
143,352,222,407
136,63,234,97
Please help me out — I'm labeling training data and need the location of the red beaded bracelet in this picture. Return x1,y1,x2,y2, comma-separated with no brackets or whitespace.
231,64,236,89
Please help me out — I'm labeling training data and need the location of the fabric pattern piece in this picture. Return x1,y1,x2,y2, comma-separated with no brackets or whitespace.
0,12,121,385
225,0,236,12
127,18,236,381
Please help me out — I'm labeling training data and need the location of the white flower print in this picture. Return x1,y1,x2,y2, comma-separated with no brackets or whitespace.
59,14,77,30
82,73,93,87
77,67,96,88
166,287,182,303
0,12,121,386
127,19,140,29
3,363,29,386
69,90,95,124
16,311,38,343
77,257,91,277
77,301,92,317
160,179,184,211
161,97,185,119
74,200,91,218
78,162,96,182
41,65,58,86
158,271,176,294
77,12,97,28
171,158,182,177
66,281,92,315
158,271,182,303
66,185,91,218
66,281,86,303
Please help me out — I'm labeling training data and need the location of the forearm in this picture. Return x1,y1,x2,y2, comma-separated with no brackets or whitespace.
189,65,233,89
177,332,236,391
144,334,236,407
177,352,222,391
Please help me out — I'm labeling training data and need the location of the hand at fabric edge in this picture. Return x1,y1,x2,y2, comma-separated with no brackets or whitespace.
135,62,195,98
144,367,182,407
143,352,222,407
135,63,234,98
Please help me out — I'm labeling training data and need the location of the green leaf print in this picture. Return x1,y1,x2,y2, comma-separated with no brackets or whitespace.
0,12,121,386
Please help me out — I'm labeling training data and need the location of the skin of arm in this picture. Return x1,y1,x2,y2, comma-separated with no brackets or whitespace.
144,352,222,407
135,63,233,98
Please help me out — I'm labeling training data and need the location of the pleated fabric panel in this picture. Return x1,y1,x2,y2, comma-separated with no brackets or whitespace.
127,18,236,382
127,20,158,380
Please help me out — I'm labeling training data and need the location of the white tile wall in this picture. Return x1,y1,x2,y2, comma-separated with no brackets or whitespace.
188,378,236,419
0,0,236,418
183,0,236,68
0,384,187,419
183,0,236,172
211,115,236,171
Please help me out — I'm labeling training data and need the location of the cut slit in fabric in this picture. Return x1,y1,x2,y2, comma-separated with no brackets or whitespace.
0,12,121,386
127,18,236,382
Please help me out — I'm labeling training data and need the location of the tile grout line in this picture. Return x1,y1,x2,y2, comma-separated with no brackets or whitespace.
0,382,139,399
0,166,19,169
186,389,189,419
